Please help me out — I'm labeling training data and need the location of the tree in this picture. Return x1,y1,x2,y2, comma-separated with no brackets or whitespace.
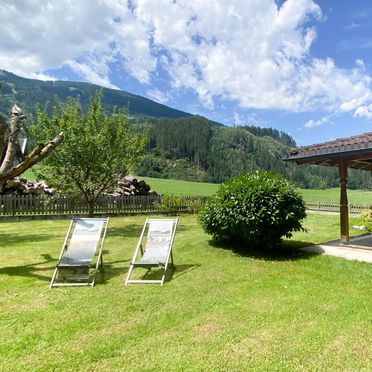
27,93,148,216
0,105,63,184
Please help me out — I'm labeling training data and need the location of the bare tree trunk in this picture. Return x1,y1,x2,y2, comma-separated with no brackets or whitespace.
0,132,64,182
0,105,64,184
0,115,8,159
0,105,25,174
88,201,95,217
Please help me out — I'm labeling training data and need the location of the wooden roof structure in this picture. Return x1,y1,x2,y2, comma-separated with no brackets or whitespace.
285,132,372,244
286,132,372,171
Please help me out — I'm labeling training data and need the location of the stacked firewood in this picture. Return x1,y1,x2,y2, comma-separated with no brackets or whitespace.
105,175,157,197
0,177,54,195
0,175,156,197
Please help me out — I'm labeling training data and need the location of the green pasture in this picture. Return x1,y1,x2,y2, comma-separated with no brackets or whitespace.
23,170,372,203
140,176,220,196
1,214,371,371
142,176,372,204
300,188,372,204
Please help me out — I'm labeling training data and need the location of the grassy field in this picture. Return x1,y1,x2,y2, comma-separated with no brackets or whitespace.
140,176,220,196
1,214,371,371
142,176,372,204
22,170,372,203
300,188,372,204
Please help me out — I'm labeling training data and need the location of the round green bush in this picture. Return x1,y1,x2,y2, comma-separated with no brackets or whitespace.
198,171,306,248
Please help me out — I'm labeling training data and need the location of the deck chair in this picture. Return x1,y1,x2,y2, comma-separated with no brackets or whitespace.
50,217,109,288
125,218,178,285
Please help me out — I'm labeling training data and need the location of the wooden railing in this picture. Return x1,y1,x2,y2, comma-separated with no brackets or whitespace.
0,195,209,217
0,195,370,218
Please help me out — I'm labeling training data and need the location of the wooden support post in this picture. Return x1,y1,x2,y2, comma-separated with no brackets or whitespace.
339,158,349,244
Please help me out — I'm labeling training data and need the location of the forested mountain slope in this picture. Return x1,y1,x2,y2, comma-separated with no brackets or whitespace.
135,117,371,189
0,69,192,119
0,70,370,189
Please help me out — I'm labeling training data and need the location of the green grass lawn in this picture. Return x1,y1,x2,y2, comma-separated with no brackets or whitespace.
0,214,371,371
141,177,372,204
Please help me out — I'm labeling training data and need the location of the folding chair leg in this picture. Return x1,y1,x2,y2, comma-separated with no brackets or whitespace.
91,270,97,288
125,265,134,285
92,259,102,287
49,267,59,289
170,251,175,267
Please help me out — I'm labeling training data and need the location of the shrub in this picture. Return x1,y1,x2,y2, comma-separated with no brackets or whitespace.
360,209,372,231
198,171,307,248
157,195,208,215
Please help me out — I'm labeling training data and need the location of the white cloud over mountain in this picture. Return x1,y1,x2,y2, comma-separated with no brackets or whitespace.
1,0,372,120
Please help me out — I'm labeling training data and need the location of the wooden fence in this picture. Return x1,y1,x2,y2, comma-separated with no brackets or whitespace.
0,195,370,218
0,194,209,217
305,201,371,215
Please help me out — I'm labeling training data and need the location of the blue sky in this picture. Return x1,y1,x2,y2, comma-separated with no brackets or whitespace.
1,0,372,146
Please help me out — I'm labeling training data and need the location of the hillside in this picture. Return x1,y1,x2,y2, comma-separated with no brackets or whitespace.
135,116,372,189
0,69,192,119
1,70,371,190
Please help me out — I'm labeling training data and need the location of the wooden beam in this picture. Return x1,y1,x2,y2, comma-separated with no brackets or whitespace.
339,158,349,244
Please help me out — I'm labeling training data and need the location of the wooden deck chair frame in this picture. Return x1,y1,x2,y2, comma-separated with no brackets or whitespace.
125,218,178,285
50,217,109,288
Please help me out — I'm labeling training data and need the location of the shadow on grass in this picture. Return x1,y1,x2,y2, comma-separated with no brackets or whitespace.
108,223,192,240
0,253,56,282
98,259,130,284
209,239,318,261
0,233,62,247
126,263,199,283
0,252,129,284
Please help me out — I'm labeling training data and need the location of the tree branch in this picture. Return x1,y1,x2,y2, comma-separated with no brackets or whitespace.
0,132,64,182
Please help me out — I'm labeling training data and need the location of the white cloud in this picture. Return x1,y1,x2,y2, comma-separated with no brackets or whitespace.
354,105,372,119
304,114,333,128
1,0,372,121
232,112,266,127
67,55,119,89
146,88,171,103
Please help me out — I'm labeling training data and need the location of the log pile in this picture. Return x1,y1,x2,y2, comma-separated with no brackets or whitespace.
0,175,156,197
105,175,157,197
0,177,54,195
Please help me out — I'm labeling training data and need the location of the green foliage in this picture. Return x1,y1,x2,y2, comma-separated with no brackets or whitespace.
360,209,372,231
157,195,207,215
27,92,147,214
239,125,296,147
198,171,307,248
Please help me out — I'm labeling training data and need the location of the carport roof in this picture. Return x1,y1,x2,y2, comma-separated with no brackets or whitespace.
285,132,372,171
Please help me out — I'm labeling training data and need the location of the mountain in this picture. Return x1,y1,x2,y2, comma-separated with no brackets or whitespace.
135,116,371,189
1,70,370,189
0,69,192,119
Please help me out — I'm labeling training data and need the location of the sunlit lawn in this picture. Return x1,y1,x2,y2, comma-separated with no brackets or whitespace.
140,177,372,204
0,213,371,371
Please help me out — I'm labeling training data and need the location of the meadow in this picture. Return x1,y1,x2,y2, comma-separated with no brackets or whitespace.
23,170,372,203
1,214,371,371
142,176,372,204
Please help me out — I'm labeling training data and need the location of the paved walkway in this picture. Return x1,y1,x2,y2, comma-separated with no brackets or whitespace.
301,234,372,263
